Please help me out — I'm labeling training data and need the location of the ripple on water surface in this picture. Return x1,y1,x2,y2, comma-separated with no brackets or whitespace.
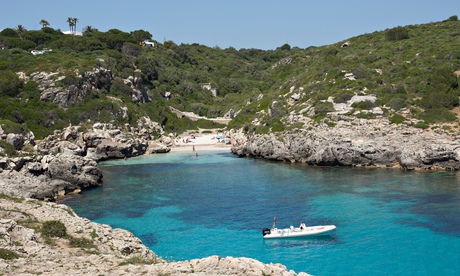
64,152,460,275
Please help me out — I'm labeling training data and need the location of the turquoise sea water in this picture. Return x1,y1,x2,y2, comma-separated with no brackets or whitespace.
63,151,460,275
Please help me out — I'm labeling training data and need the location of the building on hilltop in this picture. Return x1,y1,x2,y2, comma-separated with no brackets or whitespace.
62,30,83,36
141,40,155,47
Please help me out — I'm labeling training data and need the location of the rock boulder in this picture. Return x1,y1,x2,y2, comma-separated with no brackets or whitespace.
47,154,102,189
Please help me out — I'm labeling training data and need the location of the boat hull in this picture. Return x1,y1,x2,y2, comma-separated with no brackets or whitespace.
263,225,336,239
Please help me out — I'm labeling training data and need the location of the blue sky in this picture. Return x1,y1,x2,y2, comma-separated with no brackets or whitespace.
1,0,459,50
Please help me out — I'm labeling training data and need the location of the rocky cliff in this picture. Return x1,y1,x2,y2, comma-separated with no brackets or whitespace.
231,117,460,170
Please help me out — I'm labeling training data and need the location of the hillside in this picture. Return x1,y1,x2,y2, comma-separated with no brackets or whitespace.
1,16,460,143
227,17,460,134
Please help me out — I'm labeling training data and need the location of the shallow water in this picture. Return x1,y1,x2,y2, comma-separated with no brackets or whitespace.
64,151,460,275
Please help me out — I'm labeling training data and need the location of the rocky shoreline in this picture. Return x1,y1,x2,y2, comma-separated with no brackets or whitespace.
0,122,171,200
231,117,460,171
0,123,308,275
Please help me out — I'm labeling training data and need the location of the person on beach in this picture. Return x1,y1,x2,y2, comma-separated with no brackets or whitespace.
193,145,195,151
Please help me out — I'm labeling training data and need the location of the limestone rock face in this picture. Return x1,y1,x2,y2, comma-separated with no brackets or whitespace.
92,138,135,160
6,133,25,150
1,128,35,150
124,75,151,103
147,141,171,154
24,68,156,109
85,67,113,90
27,68,112,108
232,119,460,170
47,154,102,189
0,153,102,200
36,123,156,162
82,123,150,161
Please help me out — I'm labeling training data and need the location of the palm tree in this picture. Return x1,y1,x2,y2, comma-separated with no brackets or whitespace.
39,19,50,28
14,25,26,38
83,25,95,33
67,17,74,33
73,18,79,34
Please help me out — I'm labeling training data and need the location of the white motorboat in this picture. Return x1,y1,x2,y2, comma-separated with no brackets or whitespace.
262,218,336,239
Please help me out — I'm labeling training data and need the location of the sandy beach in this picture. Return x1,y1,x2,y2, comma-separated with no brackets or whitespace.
170,134,232,152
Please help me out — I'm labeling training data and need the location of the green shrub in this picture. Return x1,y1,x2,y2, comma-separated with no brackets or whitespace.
386,26,409,41
413,121,429,129
69,236,95,249
59,73,82,87
390,114,405,124
0,140,17,157
419,108,457,123
352,100,375,110
335,91,354,103
351,68,368,79
0,70,23,97
254,125,271,134
0,193,24,202
419,67,459,109
325,120,337,127
267,119,286,132
41,220,67,238
110,78,132,99
22,81,41,100
0,28,19,37
356,112,376,119
0,248,19,260
388,97,407,110
90,229,99,239
21,144,35,153
78,122,93,133
1,37,36,50
195,119,226,129
67,99,121,125
313,101,334,120
0,120,28,134
119,256,155,266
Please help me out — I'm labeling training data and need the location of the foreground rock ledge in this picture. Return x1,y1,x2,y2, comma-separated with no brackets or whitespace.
0,195,309,276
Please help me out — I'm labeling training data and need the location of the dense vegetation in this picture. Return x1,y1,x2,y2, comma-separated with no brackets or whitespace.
1,16,460,139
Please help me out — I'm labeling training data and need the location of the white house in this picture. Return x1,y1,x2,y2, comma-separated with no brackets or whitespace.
142,40,155,47
62,30,83,36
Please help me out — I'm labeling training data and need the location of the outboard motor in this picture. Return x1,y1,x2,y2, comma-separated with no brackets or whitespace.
262,228,271,236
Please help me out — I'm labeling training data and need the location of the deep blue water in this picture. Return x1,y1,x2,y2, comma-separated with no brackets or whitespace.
63,151,460,275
